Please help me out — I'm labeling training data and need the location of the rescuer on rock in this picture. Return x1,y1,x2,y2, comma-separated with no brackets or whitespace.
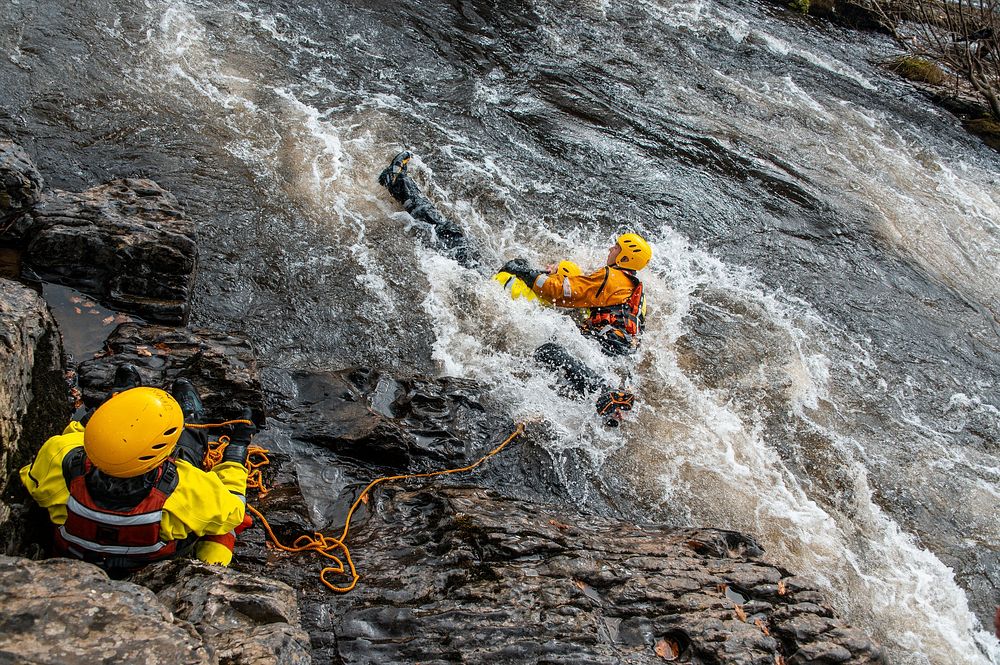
20,364,255,575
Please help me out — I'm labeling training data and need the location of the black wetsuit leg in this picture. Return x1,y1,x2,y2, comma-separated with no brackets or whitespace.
534,342,610,397
384,171,477,268
173,427,209,468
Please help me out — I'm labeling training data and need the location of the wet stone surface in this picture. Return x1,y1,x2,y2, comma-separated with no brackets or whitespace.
263,366,509,473
236,485,884,665
77,322,264,424
25,178,196,324
0,140,44,235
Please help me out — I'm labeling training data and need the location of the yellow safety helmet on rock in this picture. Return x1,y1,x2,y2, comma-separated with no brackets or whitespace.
615,233,652,270
83,387,184,478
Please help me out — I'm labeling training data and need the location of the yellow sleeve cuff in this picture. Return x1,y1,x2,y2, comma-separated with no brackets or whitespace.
195,540,233,566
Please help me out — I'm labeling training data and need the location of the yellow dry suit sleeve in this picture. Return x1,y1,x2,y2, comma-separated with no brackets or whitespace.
160,460,248,541
19,422,86,525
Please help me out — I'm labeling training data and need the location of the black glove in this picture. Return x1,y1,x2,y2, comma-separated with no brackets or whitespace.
222,407,256,465
501,258,543,286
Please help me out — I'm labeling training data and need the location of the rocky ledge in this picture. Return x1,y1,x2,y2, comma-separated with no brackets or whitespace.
243,483,883,664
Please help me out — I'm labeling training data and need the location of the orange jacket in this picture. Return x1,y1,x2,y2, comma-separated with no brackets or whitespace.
532,265,637,309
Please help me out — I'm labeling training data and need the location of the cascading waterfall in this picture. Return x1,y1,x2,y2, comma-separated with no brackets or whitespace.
6,0,998,662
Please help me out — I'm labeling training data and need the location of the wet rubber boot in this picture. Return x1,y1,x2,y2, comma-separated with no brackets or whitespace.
112,363,142,393
171,378,206,423
378,150,412,189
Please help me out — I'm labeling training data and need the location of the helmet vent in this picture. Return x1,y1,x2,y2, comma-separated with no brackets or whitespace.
151,442,169,450
163,427,179,436
138,455,155,461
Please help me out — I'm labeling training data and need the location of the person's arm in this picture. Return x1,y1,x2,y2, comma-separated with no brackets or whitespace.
19,422,86,525
535,267,639,309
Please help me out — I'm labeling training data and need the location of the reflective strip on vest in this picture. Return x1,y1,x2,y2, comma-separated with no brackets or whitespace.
562,277,572,299
66,495,163,526
57,526,169,555
534,274,547,290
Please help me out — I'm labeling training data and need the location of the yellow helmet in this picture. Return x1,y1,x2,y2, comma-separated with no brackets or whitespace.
555,260,582,277
615,233,652,270
84,387,184,478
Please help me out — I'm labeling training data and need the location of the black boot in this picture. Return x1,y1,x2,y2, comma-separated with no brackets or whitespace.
171,378,206,423
378,150,412,188
112,363,142,393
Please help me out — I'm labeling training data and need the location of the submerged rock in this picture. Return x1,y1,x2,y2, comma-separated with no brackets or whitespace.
77,322,264,424
25,178,197,324
0,278,67,553
0,140,44,237
244,486,884,664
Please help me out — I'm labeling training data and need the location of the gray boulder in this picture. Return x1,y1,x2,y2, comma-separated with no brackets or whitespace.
0,278,67,552
0,140,44,237
265,366,506,472
0,555,213,665
134,560,312,665
25,178,197,324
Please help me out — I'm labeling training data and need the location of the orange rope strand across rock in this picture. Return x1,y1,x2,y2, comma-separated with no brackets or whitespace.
203,421,525,593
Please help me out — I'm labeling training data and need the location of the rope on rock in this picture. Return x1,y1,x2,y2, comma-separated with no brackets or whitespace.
200,420,525,593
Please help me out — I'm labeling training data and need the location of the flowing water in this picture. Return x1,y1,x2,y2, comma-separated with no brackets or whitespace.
2,0,999,662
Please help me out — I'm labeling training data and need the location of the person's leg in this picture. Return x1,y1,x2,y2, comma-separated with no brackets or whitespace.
379,151,476,267
534,342,609,396
171,378,209,467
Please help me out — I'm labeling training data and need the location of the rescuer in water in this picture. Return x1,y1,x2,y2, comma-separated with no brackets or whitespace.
379,151,652,425
20,364,255,575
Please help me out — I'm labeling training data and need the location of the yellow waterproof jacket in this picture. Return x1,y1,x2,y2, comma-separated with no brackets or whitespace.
532,265,637,309
20,422,248,565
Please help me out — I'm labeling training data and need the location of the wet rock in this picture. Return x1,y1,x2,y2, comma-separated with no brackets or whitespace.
0,555,212,665
0,278,68,553
251,487,883,664
133,559,311,665
77,322,264,424
0,140,44,239
265,366,505,471
25,178,196,324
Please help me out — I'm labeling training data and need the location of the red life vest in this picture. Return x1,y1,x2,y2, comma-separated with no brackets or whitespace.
584,267,645,344
54,447,189,571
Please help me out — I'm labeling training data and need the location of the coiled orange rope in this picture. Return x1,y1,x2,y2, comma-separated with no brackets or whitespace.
200,420,525,593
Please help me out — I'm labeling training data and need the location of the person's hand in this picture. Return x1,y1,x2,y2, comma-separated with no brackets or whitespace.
221,407,256,465
544,263,557,274
500,258,543,285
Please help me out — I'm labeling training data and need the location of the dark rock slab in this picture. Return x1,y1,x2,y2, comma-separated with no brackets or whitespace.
0,140,44,238
77,322,264,424
25,178,196,324
133,559,312,665
0,278,68,554
0,555,213,665
264,366,506,472
245,486,883,664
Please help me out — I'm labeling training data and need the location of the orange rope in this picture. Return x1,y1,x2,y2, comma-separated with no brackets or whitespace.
209,422,525,593
187,419,254,429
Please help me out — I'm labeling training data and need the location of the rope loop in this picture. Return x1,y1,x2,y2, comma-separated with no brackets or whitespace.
198,419,525,593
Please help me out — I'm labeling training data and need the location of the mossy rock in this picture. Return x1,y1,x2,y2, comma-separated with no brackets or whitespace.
887,56,945,85
789,0,810,14
963,117,1000,151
